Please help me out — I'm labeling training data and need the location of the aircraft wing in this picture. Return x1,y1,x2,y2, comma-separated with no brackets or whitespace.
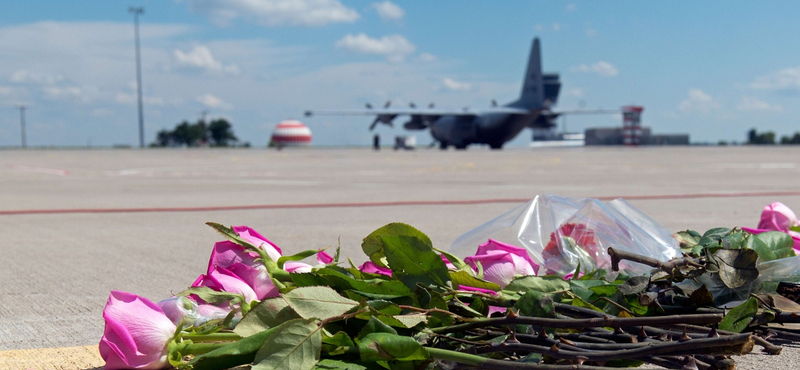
547,109,621,115
304,106,532,117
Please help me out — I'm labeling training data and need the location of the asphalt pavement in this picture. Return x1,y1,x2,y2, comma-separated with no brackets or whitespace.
1,146,799,369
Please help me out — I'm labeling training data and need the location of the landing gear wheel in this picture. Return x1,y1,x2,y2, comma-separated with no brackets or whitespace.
439,141,449,150
489,143,503,150
454,144,467,150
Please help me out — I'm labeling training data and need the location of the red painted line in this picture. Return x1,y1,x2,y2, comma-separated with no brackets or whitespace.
2,191,800,216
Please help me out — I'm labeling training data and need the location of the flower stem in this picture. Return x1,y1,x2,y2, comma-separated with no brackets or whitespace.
425,346,612,369
182,332,242,342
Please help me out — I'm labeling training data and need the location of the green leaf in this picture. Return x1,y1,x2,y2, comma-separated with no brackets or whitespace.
448,271,501,292
357,316,398,341
745,231,796,262
235,297,300,337
703,227,732,239
278,249,325,269
711,249,760,289
186,325,281,370
358,333,429,362
381,235,450,289
513,290,555,318
283,286,359,321
719,297,759,332
252,319,322,370
323,331,356,347
391,314,427,329
505,275,570,294
314,359,368,370
176,286,244,306
791,226,800,233
434,248,466,270
362,223,432,268
293,266,412,298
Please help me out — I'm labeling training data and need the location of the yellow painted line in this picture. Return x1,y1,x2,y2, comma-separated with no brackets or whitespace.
0,345,102,370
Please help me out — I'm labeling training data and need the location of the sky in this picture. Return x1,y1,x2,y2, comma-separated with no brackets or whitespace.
0,0,799,147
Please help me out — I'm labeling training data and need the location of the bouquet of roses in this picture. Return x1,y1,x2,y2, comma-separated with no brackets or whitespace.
99,203,800,370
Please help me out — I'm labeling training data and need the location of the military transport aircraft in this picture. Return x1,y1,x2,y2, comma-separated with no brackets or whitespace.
305,38,619,149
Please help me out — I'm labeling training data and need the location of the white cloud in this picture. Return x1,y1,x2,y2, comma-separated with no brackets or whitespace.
442,77,471,91
188,0,359,27
11,70,64,85
571,61,618,77
174,45,240,74
567,88,584,98
678,88,720,114
534,24,544,32
371,1,404,20
552,23,562,31
0,86,11,95
751,66,800,91
566,4,578,11
335,33,415,62
736,96,783,112
196,93,233,110
417,53,437,62
42,86,84,99
585,28,597,37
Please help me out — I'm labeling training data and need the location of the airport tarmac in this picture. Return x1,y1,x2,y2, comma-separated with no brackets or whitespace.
1,146,800,369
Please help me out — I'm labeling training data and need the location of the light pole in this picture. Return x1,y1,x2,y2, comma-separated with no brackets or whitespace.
16,105,26,148
129,6,145,148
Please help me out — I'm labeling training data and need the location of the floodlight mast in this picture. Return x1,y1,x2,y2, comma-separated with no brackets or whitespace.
16,105,26,148
129,6,145,148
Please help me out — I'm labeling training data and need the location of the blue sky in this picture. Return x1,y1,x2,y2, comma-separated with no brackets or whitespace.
1,1,798,147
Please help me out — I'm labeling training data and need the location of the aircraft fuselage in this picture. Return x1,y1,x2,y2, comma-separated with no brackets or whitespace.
430,111,541,149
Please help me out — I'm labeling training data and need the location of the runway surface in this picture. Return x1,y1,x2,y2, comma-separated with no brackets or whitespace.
1,146,799,369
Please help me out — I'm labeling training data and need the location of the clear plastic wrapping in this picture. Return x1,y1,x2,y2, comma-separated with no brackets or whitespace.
449,195,681,276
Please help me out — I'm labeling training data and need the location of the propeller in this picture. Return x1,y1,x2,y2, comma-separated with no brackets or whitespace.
491,99,498,107
369,117,381,131
384,100,392,108
365,103,373,109
428,102,435,109
409,102,416,108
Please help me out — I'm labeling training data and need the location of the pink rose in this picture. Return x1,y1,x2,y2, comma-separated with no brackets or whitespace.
192,267,261,304
207,241,278,300
232,225,282,262
464,239,539,288
358,261,393,276
157,297,197,326
284,250,335,274
758,202,800,232
99,291,176,369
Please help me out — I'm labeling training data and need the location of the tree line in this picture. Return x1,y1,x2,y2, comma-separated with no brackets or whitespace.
151,118,248,147
748,128,800,145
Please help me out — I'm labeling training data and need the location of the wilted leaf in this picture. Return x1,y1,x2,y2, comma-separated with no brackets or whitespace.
235,297,300,337
381,235,450,289
252,319,322,370
673,230,702,250
505,275,570,293
745,231,796,262
688,285,714,308
283,286,359,321
362,223,432,267
712,249,760,289
358,333,429,362
617,276,649,295
719,297,758,332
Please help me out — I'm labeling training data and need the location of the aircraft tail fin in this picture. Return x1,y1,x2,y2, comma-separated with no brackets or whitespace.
509,38,545,110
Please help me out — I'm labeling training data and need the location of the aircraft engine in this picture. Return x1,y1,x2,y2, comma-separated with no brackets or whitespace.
403,115,428,130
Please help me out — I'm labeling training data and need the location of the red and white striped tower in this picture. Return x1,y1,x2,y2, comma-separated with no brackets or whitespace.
622,106,644,146
270,120,312,147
